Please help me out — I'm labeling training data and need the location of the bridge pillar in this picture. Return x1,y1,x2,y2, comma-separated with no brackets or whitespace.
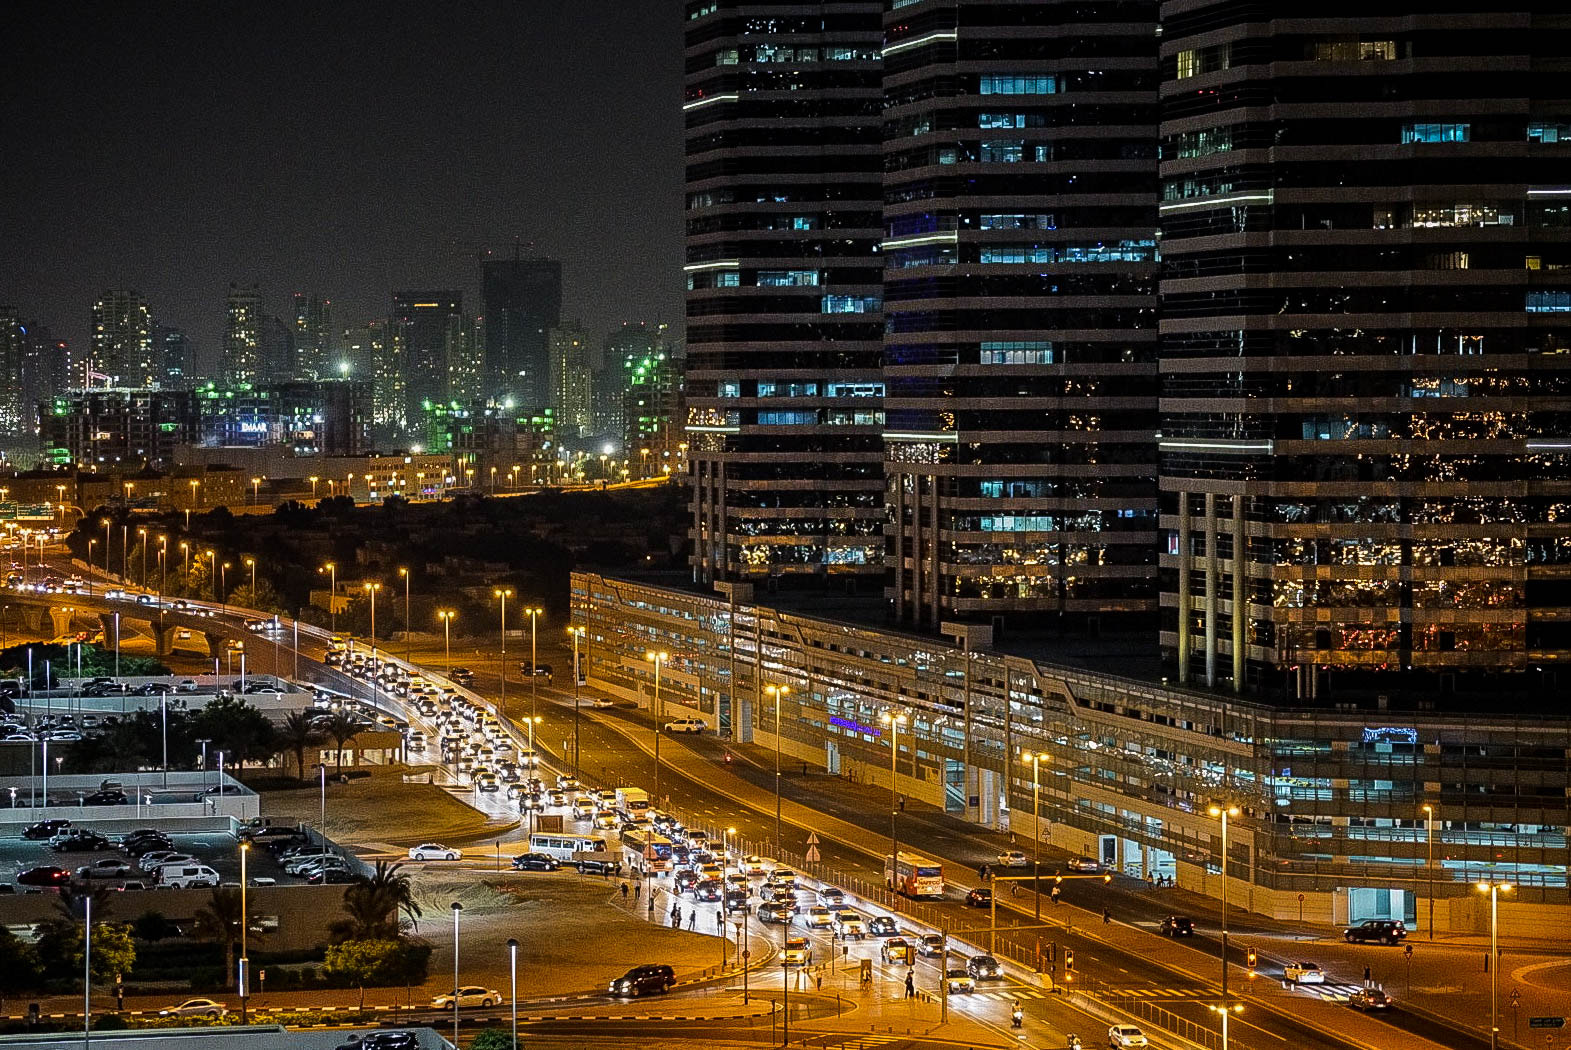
154,625,179,656
49,607,74,639
204,632,226,660
99,613,119,648
20,607,45,633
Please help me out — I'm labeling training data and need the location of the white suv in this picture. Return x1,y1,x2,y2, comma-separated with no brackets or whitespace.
1108,1025,1148,1048
664,717,708,734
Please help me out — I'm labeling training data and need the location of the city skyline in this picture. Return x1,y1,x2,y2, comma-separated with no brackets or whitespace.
0,3,685,356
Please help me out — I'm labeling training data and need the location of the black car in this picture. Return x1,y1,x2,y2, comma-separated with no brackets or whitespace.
609,964,674,998
124,836,173,857
867,915,899,937
965,887,992,908
307,869,360,885
84,790,128,806
22,820,70,841
756,902,794,925
450,667,474,684
1344,919,1407,945
52,830,111,851
723,888,749,912
511,852,560,872
967,955,1002,980
333,1031,421,1050
1161,915,1195,937
673,869,701,892
17,866,72,887
574,857,622,876
693,879,723,902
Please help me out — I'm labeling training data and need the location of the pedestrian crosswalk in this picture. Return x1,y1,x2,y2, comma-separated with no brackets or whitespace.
830,1036,905,1050
1106,987,1218,1000
1306,982,1364,1002
974,988,1050,1002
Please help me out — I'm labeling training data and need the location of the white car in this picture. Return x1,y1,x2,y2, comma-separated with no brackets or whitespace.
663,717,707,734
160,998,226,1018
802,906,834,929
1108,1025,1148,1048
408,843,461,861
1284,961,1326,984
1069,856,1103,873
430,985,500,1009
579,696,615,708
945,968,975,993
997,849,1030,868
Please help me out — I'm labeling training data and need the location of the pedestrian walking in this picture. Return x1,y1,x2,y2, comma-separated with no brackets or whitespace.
905,971,915,999
1051,886,1061,904
688,910,697,930
898,795,906,812
648,896,656,918
620,881,630,901
1102,907,1111,925
1011,882,1020,897
633,882,641,902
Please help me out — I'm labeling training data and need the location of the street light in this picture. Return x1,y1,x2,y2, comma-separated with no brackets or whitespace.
1208,804,1241,1001
507,937,518,1050
764,684,789,859
880,709,908,886
494,588,513,716
137,527,147,587
1422,804,1435,941
1021,751,1045,920
450,902,463,1049
363,582,381,653
309,476,319,500
1477,880,1512,1050
240,842,251,1022
567,626,585,779
398,568,411,663
523,606,543,720
244,557,255,596
220,562,230,611
438,611,456,673
250,476,262,505
320,562,337,634
1208,1002,1243,1050
647,650,669,807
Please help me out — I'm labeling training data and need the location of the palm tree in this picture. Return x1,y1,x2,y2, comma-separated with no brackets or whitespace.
192,888,262,979
277,711,321,781
320,712,361,773
330,861,422,942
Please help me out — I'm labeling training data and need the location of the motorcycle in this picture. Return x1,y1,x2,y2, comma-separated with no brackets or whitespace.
1066,1035,1082,1050
1011,1005,1024,1029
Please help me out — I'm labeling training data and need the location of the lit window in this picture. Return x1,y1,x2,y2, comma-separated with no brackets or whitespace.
979,75,1058,96
1401,123,1470,143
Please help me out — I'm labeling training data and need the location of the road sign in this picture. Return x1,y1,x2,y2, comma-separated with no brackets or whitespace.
1530,1018,1566,1029
805,845,820,863
806,832,820,845
743,950,750,960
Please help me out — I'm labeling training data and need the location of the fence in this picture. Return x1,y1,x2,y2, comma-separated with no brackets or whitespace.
1077,990,1231,1050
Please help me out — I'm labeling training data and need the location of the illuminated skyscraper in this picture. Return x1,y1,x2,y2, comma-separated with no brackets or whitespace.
223,284,262,385
90,290,155,387
292,293,334,380
0,307,22,441
548,322,593,437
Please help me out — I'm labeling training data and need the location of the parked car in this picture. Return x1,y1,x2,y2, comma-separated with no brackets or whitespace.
408,843,461,861
51,829,111,852
430,986,500,1009
22,820,70,840
160,998,226,1018
1160,915,1195,937
1344,919,1407,944
1284,961,1326,984
1348,987,1393,1011
16,866,72,888
76,860,135,880
333,1032,420,1050
608,964,673,998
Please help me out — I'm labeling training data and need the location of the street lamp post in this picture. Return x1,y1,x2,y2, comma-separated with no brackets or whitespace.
525,606,543,721
494,588,512,717
1208,1003,1243,1050
721,826,736,967
764,684,789,859
1477,881,1512,1050
220,562,230,611
1208,804,1241,1001
398,567,411,664
320,563,337,634
1021,751,1045,920
240,842,250,1022
507,937,518,1050
647,651,669,806
451,902,463,1049
567,626,585,780
245,557,255,596
363,582,381,650
137,527,147,587
880,710,908,886
1422,804,1435,941
438,611,456,673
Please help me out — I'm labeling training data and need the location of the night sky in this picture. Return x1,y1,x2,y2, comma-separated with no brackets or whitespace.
1,1,685,363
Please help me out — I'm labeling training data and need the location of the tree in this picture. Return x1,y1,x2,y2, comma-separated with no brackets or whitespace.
227,580,285,616
330,862,421,942
0,927,42,1010
322,939,406,1008
192,888,262,980
131,911,182,942
277,711,321,781
191,693,277,768
320,711,362,772
469,1031,514,1050
34,919,134,987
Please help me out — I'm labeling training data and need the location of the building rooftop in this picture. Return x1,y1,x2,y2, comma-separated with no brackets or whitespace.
0,1025,450,1049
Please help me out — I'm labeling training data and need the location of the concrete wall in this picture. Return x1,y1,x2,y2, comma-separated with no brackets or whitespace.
0,772,258,822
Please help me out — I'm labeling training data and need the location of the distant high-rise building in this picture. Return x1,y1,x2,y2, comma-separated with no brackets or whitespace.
683,1,887,586
89,290,155,387
38,387,199,470
623,342,682,479
548,322,593,438
343,319,398,435
597,322,670,442
223,284,262,384
291,293,334,380
482,257,561,410
20,324,71,423
260,314,295,382
153,325,191,388
196,379,370,455
450,315,487,405
391,292,465,435
0,307,23,442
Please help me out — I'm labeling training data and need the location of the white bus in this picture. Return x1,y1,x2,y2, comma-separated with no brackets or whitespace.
528,833,607,862
620,828,674,875
885,851,945,899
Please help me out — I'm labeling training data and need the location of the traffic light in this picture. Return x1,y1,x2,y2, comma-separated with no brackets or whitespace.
1246,947,1258,975
903,945,915,966
1103,874,1112,884
1064,949,1075,973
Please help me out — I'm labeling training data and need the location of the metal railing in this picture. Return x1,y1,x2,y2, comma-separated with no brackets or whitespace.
1083,990,1229,1050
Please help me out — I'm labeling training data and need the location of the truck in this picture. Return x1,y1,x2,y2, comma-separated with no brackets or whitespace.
615,786,651,816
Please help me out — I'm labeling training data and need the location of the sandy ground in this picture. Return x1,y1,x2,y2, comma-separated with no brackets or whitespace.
253,767,508,848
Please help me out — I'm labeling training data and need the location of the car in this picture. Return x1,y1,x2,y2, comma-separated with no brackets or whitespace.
450,667,474,684
741,855,770,876
1348,987,1393,1011
662,716,707,734
882,938,913,965
802,906,834,929
83,789,128,806
966,887,993,908
693,880,724,902
1108,1024,1149,1048
1283,961,1326,984
868,915,899,937
945,968,975,993
997,849,1030,868
430,986,500,1009
1068,857,1103,873
817,886,846,906
284,852,340,875
22,819,70,840
966,955,1002,980
764,868,798,889
160,998,226,1018
475,773,500,793
333,1032,421,1050
835,909,865,937
1344,919,1407,944
608,964,674,998
16,866,72,888
592,812,618,830
138,851,190,872
51,829,111,851
578,696,615,708
574,856,622,876
76,860,135,881
724,888,749,912
916,933,945,958
409,843,461,861
1160,915,1195,937
307,869,360,885
757,902,794,925
783,936,813,966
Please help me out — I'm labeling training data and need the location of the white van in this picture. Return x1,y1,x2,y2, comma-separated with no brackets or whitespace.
158,862,220,889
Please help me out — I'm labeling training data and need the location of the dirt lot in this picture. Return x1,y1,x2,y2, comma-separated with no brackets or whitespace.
248,766,510,848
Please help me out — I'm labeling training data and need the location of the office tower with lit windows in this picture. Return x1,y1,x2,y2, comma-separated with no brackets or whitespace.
153,325,191,388
548,322,594,437
482,257,562,410
391,292,465,435
0,308,23,447
598,321,670,441
223,284,262,384
684,0,887,587
90,290,155,387
1156,4,1571,697
292,293,334,380
625,341,684,477
881,0,1162,630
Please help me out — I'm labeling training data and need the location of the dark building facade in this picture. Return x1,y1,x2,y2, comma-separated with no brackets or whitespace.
881,0,1162,629
391,292,464,437
196,380,370,455
38,388,199,471
1156,3,1571,698
482,258,562,412
684,0,887,587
